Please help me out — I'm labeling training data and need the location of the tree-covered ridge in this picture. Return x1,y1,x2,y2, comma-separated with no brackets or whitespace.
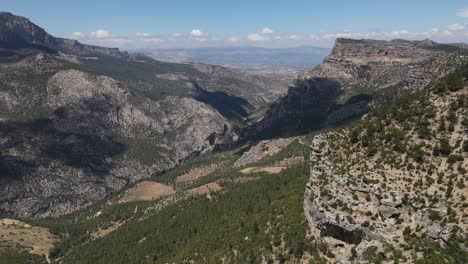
306,64,467,263
341,64,467,178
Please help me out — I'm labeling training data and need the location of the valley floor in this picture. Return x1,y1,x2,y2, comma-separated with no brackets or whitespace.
0,134,331,263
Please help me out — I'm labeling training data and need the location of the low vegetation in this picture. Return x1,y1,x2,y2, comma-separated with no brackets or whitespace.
0,135,331,263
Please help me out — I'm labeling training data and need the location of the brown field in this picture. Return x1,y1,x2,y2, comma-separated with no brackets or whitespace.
0,219,56,258
240,166,285,174
187,182,222,196
119,181,176,203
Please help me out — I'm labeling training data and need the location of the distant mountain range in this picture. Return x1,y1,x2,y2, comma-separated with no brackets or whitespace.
141,46,330,68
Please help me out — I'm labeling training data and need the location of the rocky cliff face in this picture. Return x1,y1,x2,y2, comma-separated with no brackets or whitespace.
0,53,236,218
254,38,468,137
0,12,123,56
304,68,468,263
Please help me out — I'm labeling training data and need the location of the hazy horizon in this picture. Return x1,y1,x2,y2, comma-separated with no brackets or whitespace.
2,1,467,50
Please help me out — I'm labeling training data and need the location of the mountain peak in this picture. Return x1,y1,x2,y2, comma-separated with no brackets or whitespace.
0,11,52,47
0,11,124,57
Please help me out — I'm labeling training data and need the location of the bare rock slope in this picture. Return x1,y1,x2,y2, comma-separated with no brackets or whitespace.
0,12,293,218
0,53,235,218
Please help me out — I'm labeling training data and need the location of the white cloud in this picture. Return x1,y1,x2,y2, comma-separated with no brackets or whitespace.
190,29,203,37
69,32,85,39
66,21,468,50
136,32,152,38
448,24,465,31
456,8,468,17
261,27,274,34
90,29,110,39
288,35,301,40
247,33,266,41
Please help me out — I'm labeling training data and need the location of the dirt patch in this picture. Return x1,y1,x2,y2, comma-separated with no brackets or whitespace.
0,219,57,258
119,181,175,203
187,182,222,196
234,138,295,168
176,164,218,183
91,221,125,240
240,166,285,174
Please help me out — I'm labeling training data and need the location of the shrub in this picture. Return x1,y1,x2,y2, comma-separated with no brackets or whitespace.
447,154,464,164
439,139,451,155
428,210,442,221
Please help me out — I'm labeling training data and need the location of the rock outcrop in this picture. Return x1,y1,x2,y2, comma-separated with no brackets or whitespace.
304,72,468,263
255,38,468,137
305,134,387,262
233,138,294,167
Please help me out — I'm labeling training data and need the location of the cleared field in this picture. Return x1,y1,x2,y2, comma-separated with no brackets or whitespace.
0,219,56,258
119,181,176,203
240,166,285,174
187,182,222,196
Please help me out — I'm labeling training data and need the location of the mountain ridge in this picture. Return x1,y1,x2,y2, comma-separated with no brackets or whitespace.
0,11,124,57
0,12,288,219
252,37,468,138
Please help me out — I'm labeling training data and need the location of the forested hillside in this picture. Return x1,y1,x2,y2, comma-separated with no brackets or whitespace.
304,64,468,263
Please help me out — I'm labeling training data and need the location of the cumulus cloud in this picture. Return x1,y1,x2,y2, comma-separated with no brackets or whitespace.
69,32,85,39
90,29,111,39
456,8,468,17
247,33,266,41
190,29,203,37
68,21,468,50
261,27,274,34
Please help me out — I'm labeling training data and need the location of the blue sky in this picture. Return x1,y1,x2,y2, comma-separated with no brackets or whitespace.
2,0,468,49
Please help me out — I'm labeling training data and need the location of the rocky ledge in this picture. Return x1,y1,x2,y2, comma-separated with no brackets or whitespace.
304,134,467,263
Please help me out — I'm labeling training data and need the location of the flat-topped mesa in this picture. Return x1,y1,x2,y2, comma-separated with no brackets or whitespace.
328,38,441,64
0,12,124,56
55,38,124,56
253,38,468,138
299,37,467,84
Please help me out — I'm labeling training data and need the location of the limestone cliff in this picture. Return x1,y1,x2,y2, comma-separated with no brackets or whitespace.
254,38,468,137
0,12,123,56
304,67,468,263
